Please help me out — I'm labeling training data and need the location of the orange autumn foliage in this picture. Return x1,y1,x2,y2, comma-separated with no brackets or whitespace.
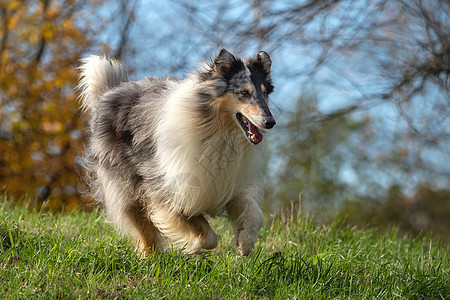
0,0,109,211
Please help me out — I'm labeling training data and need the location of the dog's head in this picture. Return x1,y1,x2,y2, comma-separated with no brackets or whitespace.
212,48,276,144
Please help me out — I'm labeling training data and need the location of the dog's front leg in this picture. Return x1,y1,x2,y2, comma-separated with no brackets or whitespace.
226,186,264,256
150,201,218,254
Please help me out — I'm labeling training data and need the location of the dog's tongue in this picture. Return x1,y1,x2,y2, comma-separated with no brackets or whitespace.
248,122,263,144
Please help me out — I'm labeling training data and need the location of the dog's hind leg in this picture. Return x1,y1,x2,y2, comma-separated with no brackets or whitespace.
149,202,218,254
226,186,264,256
96,167,161,256
126,205,161,256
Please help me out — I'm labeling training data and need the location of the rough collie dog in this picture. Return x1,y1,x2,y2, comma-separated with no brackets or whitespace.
77,49,275,256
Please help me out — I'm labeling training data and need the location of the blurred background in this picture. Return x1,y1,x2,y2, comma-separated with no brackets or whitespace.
0,0,449,241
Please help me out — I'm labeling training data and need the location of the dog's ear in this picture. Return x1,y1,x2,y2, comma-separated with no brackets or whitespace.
256,51,271,74
214,48,236,77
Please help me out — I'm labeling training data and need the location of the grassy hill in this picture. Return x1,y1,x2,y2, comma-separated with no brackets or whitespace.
1,198,448,299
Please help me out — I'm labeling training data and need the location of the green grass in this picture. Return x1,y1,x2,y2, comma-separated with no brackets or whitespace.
1,198,449,299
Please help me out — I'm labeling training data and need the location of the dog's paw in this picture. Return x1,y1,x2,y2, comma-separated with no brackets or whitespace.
238,245,253,257
236,231,257,256
201,228,218,250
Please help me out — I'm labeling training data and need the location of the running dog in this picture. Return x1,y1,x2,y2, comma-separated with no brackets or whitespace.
77,49,275,256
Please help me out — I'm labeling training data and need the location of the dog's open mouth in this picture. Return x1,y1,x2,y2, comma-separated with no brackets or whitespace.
236,113,263,144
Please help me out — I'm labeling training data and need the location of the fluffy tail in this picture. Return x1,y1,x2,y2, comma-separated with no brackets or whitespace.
77,55,129,112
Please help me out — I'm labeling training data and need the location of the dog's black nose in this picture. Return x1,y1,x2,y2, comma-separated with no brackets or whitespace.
263,116,276,129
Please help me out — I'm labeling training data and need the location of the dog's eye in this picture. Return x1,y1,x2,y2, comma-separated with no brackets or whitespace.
239,90,251,98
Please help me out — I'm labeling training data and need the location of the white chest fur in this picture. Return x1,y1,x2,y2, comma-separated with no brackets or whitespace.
154,81,264,216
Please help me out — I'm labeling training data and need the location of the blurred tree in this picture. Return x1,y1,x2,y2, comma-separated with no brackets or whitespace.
337,184,450,242
164,0,449,217
262,93,367,217
1,0,448,231
0,0,138,211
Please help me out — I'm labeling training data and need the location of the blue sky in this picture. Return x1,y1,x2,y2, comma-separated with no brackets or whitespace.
109,0,450,198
